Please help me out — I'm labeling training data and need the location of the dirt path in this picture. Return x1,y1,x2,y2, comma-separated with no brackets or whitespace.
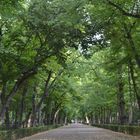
20,123,139,140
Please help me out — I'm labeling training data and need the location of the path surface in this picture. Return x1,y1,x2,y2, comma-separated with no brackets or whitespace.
20,123,139,140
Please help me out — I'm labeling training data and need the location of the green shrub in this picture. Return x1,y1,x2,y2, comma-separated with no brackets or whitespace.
93,124,140,136
0,125,61,140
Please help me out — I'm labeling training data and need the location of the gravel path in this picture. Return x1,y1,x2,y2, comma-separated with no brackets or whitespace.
20,123,139,140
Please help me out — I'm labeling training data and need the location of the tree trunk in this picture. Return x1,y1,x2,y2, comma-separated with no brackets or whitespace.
0,68,37,121
19,86,28,127
14,109,18,129
129,60,140,109
124,23,140,68
117,67,126,125
64,116,67,125
53,109,60,125
30,90,36,127
24,111,32,128
35,71,52,114
0,82,7,124
128,62,133,124
5,108,10,129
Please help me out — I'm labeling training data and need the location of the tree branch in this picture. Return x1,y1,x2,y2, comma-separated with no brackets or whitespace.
107,0,140,19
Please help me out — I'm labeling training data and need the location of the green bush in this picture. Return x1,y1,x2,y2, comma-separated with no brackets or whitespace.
0,125,61,140
93,124,140,136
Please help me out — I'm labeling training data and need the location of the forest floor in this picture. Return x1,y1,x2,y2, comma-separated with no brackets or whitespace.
20,123,140,140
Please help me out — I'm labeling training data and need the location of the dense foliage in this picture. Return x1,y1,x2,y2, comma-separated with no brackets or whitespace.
0,0,140,131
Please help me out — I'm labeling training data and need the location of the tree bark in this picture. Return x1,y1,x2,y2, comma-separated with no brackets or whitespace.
19,86,27,127
35,71,52,113
129,60,140,109
30,91,36,127
53,109,60,125
124,24,140,68
0,82,7,124
107,0,140,19
117,67,126,125
0,68,37,121
5,107,10,129
128,62,133,124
